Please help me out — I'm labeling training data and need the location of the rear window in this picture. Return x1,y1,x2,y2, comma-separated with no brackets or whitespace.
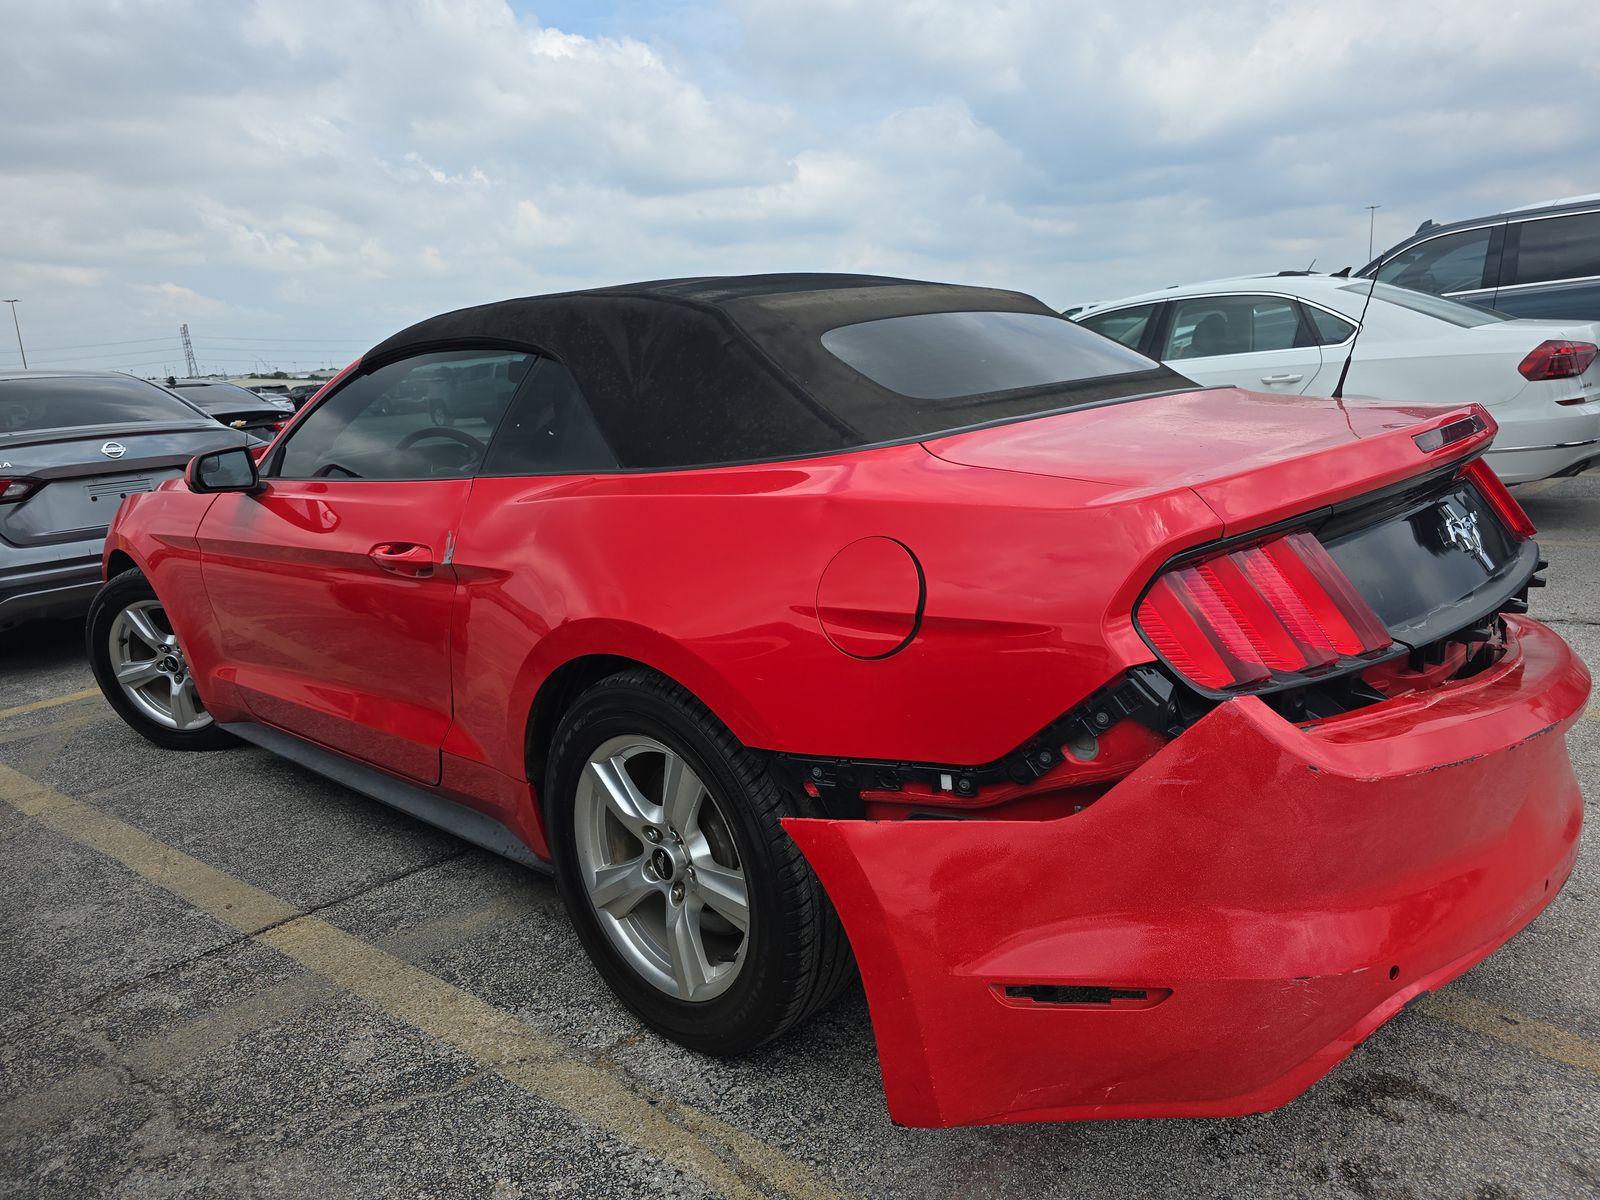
1340,282,1510,327
172,382,277,410
0,375,208,436
1077,303,1158,350
820,310,1158,400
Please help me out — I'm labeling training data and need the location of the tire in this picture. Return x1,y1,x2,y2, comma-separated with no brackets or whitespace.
86,568,238,752
546,668,854,1054
429,400,451,427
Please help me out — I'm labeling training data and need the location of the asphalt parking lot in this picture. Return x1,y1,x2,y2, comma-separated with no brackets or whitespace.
2,475,1597,1200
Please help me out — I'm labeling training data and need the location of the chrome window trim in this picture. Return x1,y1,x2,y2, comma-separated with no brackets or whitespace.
1460,272,1600,297
1147,290,1361,352
1364,205,1600,279
1363,221,1503,278
1488,437,1600,454
1506,205,1600,228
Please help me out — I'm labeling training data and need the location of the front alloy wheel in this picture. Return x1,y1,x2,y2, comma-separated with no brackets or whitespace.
107,599,210,732
87,568,238,751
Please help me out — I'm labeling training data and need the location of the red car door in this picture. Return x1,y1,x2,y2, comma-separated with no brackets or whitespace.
197,348,536,784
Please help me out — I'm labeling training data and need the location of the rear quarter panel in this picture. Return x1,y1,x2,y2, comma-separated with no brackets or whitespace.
448,442,1224,780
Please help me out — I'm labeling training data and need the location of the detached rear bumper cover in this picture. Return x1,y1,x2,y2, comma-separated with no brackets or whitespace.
784,616,1588,1127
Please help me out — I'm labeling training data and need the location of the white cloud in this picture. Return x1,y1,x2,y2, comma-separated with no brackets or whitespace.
0,0,1597,374
132,282,229,318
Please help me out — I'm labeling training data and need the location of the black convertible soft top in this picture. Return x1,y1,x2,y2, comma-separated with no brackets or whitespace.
365,273,1185,469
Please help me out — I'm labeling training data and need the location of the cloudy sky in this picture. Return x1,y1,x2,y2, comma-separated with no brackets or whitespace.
2,0,1597,377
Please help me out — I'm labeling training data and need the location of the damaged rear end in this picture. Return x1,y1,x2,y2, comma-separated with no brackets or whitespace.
780,395,1589,1127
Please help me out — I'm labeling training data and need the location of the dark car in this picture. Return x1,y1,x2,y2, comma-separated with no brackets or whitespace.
162,378,295,435
287,383,324,409
419,356,524,426
1359,193,1600,321
87,274,1584,1127
0,370,253,631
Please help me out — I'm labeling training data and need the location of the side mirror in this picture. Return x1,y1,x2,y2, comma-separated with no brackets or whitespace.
186,446,262,494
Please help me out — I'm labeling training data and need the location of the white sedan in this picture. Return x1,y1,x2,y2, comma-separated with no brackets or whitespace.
1072,274,1600,484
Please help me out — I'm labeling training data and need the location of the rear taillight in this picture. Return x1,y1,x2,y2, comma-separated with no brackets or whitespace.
1136,531,1391,692
0,478,39,504
1517,340,1598,381
1464,458,1536,539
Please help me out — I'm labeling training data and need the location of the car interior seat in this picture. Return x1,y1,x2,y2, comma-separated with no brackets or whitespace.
1188,313,1231,357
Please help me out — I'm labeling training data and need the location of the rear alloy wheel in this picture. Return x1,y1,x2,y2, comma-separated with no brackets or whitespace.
546,669,854,1054
574,735,750,1002
87,568,238,751
429,400,452,426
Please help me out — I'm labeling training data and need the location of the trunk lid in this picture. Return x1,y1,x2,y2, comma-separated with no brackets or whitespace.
0,423,246,547
923,388,1494,535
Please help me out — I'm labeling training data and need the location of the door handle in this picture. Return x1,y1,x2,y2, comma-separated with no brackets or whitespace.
369,542,435,578
1260,373,1304,384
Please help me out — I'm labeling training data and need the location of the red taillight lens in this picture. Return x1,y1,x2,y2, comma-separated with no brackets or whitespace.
1464,458,1536,539
0,478,38,504
1136,531,1391,691
1517,339,1598,381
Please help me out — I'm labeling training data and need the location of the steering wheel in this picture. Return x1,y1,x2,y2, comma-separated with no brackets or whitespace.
396,426,487,454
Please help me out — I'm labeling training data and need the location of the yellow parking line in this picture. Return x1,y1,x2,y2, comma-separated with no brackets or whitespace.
11,760,1599,1150
1419,991,1600,1076
0,763,841,1200
0,688,101,722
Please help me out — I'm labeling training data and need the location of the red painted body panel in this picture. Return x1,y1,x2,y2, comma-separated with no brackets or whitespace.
443,445,1220,784
194,480,470,784
783,616,1588,1126
927,392,1495,534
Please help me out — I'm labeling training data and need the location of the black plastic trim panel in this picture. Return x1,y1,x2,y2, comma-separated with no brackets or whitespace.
220,720,550,871
773,665,1192,815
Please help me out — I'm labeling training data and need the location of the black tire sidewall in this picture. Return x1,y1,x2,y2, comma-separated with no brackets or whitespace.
86,569,237,752
547,678,793,1054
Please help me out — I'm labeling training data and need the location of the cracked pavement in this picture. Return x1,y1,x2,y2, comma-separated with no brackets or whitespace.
1,470,1597,1199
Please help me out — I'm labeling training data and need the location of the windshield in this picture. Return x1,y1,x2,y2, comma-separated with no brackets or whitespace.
0,375,209,436
1339,282,1511,327
821,310,1159,400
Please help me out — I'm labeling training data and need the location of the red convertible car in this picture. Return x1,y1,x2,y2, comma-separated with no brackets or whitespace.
89,274,1587,1127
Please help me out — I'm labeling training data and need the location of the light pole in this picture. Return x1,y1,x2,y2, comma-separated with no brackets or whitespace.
3,300,24,369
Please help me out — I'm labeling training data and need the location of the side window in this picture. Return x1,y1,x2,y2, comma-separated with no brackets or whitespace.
1303,304,1356,345
1078,303,1157,351
1161,296,1303,360
1376,228,1492,295
1512,212,1600,286
481,358,618,476
275,349,534,481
